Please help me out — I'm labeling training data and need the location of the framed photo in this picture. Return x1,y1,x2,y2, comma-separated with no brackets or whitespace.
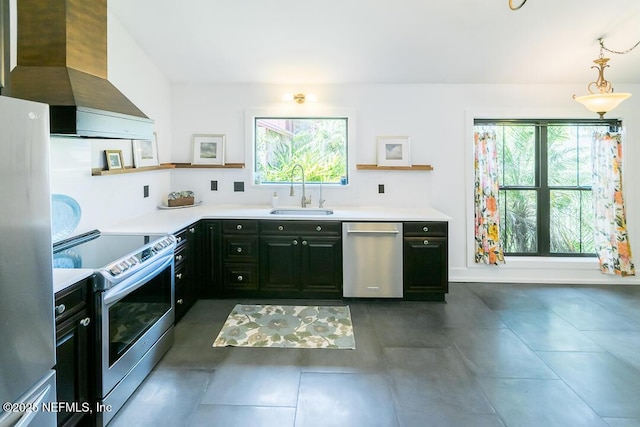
105,150,124,170
132,134,159,168
192,134,225,165
376,136,411,167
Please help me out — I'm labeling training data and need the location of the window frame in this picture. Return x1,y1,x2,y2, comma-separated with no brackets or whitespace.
474,118,621,258
245,108,356,188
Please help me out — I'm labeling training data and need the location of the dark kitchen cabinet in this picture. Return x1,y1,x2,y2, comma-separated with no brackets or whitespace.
199,219,221,298
55,276,94,427
259,220,342,298
221,220,260,294
403,221,448,301
173,223,198,322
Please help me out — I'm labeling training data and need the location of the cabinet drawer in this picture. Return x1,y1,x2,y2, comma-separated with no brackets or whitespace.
223,264,259,290
403,221,448,237
260,220,341,235
174,243,190,266
223,236,259,262
223,220,259,234
173,224,196,247
55,280,89,324
175,264,189,286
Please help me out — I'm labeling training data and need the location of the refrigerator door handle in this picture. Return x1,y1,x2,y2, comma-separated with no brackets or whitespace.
8,383,53,427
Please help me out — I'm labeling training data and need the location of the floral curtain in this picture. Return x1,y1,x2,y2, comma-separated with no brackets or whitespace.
591,132,635,276
474,131,505,265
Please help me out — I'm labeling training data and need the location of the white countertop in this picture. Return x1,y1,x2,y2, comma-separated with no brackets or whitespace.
103,204,451,235
53,268,94,295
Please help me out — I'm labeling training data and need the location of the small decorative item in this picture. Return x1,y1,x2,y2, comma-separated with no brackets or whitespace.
376,136,411,167
132,133,159,168
105,150,124,170
167,190,195,207
192,134,225,165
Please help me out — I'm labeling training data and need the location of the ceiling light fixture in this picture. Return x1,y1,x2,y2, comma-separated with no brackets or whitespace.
573,37,638,118
282,93,317,104
509,0,527,10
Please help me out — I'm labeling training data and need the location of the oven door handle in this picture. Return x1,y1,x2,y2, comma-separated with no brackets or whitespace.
102,255,173,306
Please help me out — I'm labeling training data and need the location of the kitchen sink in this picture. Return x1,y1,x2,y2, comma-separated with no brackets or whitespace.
270,208,334,215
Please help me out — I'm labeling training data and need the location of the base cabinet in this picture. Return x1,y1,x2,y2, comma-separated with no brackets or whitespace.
403,222,448,301
174,223,198,322
221,220,260,293
55,277,93,427
199,220,221,298
196,218,447,301
259,220,342,298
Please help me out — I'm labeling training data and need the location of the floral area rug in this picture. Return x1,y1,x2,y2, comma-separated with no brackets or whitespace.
212,304,355,349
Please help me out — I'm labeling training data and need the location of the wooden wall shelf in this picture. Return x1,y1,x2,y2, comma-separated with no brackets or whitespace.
91,164,175,176
172,163,245,169
356,164,433,171
92,162,246,176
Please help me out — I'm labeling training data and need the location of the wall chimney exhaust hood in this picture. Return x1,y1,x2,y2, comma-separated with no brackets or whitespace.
10,0,153,139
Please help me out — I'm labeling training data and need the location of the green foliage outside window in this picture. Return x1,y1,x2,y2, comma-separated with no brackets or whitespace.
254,118,348,184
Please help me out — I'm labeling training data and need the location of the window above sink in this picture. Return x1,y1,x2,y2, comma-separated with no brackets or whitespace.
245,108,356,187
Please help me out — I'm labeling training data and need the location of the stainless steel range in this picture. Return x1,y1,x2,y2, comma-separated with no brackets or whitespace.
54,230,176,426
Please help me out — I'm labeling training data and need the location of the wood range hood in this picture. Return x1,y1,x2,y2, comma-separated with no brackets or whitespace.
10,0,153,139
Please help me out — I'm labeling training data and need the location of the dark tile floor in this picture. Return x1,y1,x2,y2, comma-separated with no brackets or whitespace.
109,283,640,427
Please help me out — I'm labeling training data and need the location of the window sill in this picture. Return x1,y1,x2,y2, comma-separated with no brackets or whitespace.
501,256,598,270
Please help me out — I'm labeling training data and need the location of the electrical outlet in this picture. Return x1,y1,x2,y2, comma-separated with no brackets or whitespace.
378,184,385,194
234,181,245,192
143,185,149,198
211,180,218,191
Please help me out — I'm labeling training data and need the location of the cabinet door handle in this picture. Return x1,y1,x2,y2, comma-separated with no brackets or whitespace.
316,226,322,232
236,224,243,230
80,317,91,327
293,239,298,245
189,227,195,233
176,254,183,261
237,275,243,282
55,304,66,315
176,236,182,243
302,240,308,245
423,226,429,232
236,247,243,253
278,225,284,231
177,299,184,305
176,273,183,280
423,240,430,245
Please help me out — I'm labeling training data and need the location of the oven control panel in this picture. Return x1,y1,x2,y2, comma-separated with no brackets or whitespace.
106,235,176,278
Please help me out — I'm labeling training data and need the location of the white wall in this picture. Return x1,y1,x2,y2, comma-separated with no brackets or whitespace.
169,83,640,285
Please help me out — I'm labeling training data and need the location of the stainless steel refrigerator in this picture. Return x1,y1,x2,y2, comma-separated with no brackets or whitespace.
0,95,57,426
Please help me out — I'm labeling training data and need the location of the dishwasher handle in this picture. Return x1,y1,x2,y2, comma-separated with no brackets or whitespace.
346,229,400,235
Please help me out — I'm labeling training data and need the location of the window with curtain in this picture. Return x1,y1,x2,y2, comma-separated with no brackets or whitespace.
474,119,621,257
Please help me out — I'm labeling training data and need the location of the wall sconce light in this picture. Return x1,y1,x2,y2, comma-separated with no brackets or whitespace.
282,93,317,104
508,0,527,10
573,37,637,119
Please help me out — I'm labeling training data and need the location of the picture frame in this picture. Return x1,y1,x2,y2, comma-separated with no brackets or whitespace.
376,136,411,167
132,133,160,168
192,134,225,165
105,149,124,170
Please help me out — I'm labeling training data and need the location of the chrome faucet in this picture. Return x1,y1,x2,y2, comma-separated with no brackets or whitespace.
290,164,311,207
318,182,325,208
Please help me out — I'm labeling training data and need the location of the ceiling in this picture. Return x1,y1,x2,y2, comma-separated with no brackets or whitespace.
108,0,640,86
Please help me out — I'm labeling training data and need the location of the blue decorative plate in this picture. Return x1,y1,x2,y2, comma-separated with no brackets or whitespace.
51,194,81,242
53,250,83,268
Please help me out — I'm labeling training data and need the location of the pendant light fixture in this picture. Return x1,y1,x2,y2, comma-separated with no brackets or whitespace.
573,38,638,119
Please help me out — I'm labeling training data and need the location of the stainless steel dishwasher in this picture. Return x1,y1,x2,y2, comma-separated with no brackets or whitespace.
342,222,403,297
